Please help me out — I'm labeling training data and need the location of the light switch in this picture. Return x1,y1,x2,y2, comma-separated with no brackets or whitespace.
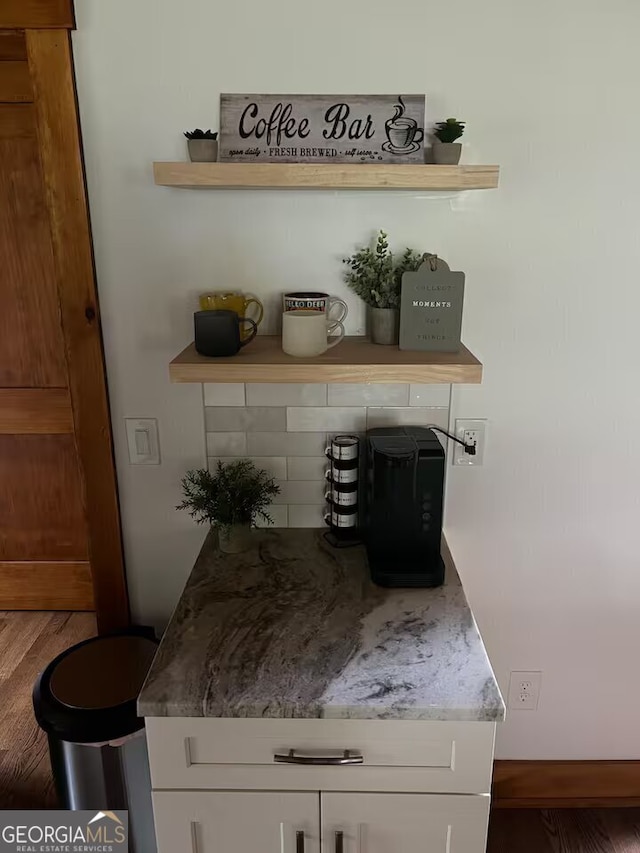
125,418,160,465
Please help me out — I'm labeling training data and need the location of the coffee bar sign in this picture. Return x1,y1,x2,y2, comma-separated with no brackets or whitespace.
219,94,425,163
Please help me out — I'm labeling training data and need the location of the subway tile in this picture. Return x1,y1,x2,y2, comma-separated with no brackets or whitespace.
246,383,327,406
409,384,451,407
256,504,288,528
288,504,327,528
203,383,245,406
366,407,450,430
205,407,286,432
287,456,327,481
207,456,287,480
287,407,366,432
205,432,247,456
272,480,325,505
328,383,409,407
247,432,327,457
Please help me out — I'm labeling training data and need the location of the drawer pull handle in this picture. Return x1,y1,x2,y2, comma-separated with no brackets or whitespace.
274,748,363,766
335,831,344,853
296,830,305,853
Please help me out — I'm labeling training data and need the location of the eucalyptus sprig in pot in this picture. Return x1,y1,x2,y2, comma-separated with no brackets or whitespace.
184,128,218,162
177,460,280,554
343,230,423,345
432,118,465,165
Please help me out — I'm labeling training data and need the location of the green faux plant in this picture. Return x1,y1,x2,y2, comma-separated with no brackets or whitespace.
343,231,424,309
177,460,279,531
433,118,465,143
183,128,218,140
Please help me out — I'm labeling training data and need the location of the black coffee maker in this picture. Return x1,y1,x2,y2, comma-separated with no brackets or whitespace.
362,426,445,588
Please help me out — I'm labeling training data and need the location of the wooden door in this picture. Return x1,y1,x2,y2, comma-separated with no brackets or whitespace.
0,6,128,631
321,793,490,853
152,791,320,853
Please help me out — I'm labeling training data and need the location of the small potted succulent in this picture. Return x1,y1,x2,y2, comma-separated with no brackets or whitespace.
343,230,423,345
432,118,465,165
177,460,280,554
184,129,218,162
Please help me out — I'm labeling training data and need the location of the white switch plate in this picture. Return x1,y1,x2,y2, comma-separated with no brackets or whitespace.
508,670,542,711
125,418,160,465
453,418,486,466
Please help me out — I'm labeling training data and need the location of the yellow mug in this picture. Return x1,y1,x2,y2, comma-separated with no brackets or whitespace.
199,291,264,340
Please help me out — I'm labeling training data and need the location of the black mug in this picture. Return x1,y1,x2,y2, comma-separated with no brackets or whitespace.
194,309,257,357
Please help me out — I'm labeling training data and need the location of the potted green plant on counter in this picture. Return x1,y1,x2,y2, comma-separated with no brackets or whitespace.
432,118,465,164
343,230,423,345
184,129,218,162
177,460,280,553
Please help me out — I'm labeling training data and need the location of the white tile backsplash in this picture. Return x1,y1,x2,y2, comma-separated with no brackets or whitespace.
409,384,451,407
287,456,327,480
246,383,327,407
203,382,450,526
205,406,286,432
208,456,287,480
328,383,409,407
287,407,366,432
256,504,288,527
273,480,325,505
366,407,449,430
206,431,247,456
288,504,327,528
247,431,326,456
203,383,245,407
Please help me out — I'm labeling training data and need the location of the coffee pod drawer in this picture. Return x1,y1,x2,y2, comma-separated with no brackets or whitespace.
146,718,496,794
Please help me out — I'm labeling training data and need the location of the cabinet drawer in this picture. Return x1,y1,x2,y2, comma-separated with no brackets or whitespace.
146,717,495,794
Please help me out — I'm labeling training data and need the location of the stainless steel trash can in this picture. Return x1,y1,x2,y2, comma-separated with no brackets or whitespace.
33,631,159,853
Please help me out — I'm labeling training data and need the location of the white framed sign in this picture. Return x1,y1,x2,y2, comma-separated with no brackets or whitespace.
219,94,426,164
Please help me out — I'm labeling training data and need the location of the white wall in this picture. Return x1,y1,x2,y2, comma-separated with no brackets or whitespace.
72,0,640,759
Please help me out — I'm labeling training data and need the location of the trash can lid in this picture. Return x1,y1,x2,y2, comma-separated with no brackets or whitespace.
33,630,158,744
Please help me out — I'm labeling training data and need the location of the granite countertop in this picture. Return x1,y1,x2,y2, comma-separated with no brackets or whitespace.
138,529,505,722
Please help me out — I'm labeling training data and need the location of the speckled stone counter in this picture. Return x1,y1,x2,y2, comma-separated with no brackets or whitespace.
138,529,504,722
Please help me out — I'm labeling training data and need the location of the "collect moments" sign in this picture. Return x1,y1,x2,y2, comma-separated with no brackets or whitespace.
219,94,426,163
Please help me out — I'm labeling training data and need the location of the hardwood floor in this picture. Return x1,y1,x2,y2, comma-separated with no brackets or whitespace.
488,808,640,852
0,610,95,808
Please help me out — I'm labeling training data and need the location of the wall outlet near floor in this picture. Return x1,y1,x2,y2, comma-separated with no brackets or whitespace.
508,670,542,710
453,419,486,466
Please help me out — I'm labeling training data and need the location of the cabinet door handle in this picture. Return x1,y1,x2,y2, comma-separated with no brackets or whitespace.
296,830,305,853
335,831,344,853
274,749,363,765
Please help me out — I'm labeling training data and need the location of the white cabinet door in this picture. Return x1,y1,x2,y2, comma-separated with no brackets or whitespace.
321,793,490,853
153,791,320,853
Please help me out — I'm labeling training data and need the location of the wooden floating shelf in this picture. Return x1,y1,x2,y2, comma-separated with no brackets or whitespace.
169,337,483,384
153,162,500,191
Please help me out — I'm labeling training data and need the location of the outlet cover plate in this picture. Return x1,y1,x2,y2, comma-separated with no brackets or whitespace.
508,670,542,711
453,418,486,466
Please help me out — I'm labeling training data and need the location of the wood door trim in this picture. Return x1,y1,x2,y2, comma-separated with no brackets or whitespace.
0,61,32,102
26,30,129,632
0,1,75,30
493,760,640,808
0,389,73,433
0,562,93,609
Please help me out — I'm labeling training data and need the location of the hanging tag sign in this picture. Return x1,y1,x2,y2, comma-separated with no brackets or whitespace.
399,256,465,353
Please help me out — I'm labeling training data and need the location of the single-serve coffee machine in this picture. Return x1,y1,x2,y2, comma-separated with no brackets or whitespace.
362,426,445,588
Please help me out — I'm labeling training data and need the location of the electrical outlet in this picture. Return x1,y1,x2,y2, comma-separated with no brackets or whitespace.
453,419,486,466
508,671,542,711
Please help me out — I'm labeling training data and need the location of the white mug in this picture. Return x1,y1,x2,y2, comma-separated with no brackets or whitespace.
282,310,345,357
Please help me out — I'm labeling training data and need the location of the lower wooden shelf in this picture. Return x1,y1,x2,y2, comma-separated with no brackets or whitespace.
169,337,483,384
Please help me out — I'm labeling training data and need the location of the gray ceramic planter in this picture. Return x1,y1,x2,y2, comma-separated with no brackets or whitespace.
187,139,218,162
432,142,462,165
369,307,399,346
218,523,252,554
